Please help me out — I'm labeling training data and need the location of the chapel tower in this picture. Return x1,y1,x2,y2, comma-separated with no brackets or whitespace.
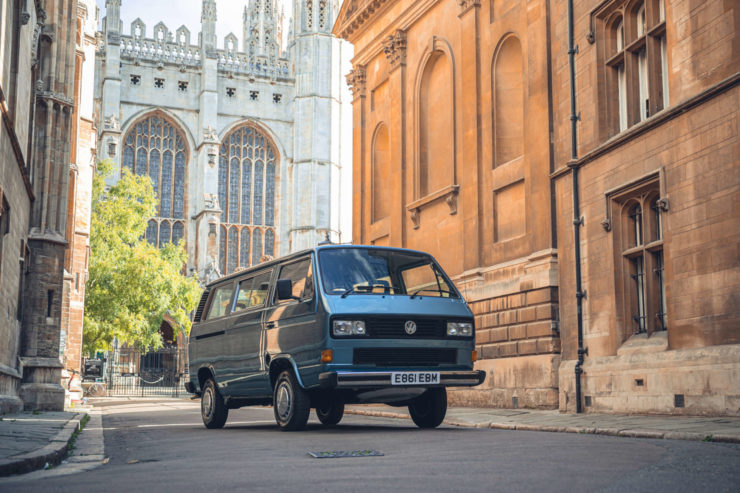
95,0,352,283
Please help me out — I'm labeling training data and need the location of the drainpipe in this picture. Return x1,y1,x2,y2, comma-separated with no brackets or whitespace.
567,0,586,413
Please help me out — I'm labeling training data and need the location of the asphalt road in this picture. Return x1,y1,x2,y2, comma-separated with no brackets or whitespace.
2,398,739,492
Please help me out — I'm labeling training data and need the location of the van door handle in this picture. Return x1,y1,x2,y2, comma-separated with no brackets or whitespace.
265,322,275,329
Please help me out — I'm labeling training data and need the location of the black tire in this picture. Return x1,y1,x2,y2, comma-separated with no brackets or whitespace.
201,378,228,429
316,398,345,426
408,388,447,429
273,370,311,431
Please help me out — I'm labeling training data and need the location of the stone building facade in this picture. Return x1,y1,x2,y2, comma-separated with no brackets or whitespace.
335,0,739,415
60,0,98,382
1,0,89,412
95,0,353,303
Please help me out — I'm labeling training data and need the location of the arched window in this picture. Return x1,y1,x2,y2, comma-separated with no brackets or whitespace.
264,229,274,257
418,51,454,196
493,36,524,167
252,229,263,266
218,125,279,273
122,113,188,249
159,220,171,247
372,123,390,222
146,219,157,245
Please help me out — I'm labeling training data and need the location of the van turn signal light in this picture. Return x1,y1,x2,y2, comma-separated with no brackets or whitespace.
471,350,478,363
321,349,334,363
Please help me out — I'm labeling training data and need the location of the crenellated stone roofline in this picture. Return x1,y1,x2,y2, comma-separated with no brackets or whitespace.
98,18,293,82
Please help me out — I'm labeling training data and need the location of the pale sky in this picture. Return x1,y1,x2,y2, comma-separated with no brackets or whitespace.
95,0,294,49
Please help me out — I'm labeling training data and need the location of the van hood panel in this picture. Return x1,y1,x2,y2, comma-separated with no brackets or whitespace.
322,294,473,319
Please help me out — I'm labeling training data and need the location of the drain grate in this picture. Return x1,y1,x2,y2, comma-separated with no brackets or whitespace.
308,450,384,459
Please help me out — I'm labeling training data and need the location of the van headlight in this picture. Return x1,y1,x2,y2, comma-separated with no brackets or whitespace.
332,320,367,336
447,322,473,337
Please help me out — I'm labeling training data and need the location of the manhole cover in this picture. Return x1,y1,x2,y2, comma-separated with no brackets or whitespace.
308,450,384,459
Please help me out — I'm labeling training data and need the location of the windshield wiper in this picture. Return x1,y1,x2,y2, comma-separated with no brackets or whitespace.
340,287,359,298
409,288,454,299
341,284,390,298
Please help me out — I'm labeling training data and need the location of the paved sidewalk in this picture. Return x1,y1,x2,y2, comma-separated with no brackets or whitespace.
346,405,740,443
0,410,86,477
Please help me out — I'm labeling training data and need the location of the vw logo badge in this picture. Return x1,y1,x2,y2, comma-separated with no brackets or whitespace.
404,320,417,335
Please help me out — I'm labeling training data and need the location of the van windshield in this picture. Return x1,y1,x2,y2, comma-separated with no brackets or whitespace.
318,248,458,298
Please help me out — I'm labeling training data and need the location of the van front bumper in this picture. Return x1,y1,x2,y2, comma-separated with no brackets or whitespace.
318,370,486,389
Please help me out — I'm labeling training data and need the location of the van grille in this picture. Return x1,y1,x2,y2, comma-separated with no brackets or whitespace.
353,348,457,367
365,317,445,338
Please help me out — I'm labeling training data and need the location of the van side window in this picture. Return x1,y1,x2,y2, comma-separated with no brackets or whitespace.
277,258,314,302
234,271,271,312
205,284,235,319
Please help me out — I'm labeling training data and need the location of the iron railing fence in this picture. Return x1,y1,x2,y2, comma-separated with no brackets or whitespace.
105,346,189,397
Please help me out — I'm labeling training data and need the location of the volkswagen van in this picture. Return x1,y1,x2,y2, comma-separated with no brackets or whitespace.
186,245,485,431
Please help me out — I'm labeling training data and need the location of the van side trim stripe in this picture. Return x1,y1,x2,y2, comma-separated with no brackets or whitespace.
195,330,226,340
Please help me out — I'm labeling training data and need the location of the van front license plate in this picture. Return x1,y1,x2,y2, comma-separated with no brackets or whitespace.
391,372,440,385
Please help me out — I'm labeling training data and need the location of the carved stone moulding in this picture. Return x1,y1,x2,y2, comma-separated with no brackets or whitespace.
346,65,367,98
338,0,391,39
458,0,481,17
383,29,407,71
406,184,460,229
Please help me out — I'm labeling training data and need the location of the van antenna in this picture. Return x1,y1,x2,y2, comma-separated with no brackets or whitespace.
318,232,332,246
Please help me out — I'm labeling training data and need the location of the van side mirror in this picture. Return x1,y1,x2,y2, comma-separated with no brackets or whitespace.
276,279,294,300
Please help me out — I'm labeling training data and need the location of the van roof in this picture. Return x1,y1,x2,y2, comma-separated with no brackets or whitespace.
204,244,433,288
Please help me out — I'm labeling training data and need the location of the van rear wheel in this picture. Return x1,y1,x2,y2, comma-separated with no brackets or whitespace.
316,399,344,426
201,378,228,429
273,370,310,431
408,388,447,429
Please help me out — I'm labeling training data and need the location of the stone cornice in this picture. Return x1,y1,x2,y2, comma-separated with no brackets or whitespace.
333,0,394,40
36,90,75,109
551,71,740,179
343,0,441,66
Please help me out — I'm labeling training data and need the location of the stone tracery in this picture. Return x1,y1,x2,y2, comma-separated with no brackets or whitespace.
122,113,188,248
217,125,277,275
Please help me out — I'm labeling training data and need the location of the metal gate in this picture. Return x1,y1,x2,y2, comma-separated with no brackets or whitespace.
106,346,189,397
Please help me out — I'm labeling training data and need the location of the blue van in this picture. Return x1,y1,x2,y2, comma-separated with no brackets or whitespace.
186,245,485,430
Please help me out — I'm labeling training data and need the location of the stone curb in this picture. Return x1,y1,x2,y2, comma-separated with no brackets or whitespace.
0,413,85,477
344,409,740,444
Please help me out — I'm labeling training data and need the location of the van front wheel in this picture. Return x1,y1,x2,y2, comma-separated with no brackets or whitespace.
408,388,447,429
201,378,228,429
273,370,310,431
316,399,344,426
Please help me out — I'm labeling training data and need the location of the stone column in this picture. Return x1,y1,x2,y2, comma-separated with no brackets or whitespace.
100,2,122,184
21,0,79,410
458,0,482,270
346,66,366,244
383,30,407,246
289,5,336,251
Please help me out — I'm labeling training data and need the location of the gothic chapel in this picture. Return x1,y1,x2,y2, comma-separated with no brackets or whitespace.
95,0,352,282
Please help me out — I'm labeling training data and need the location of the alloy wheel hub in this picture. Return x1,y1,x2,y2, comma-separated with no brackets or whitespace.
277,383,292,419
203,388,213,417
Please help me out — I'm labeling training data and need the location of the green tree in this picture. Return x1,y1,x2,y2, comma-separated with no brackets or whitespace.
83,160,201,354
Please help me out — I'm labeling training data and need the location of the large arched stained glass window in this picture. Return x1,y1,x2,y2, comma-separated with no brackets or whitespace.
122,113,188,248
218,124,278,274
